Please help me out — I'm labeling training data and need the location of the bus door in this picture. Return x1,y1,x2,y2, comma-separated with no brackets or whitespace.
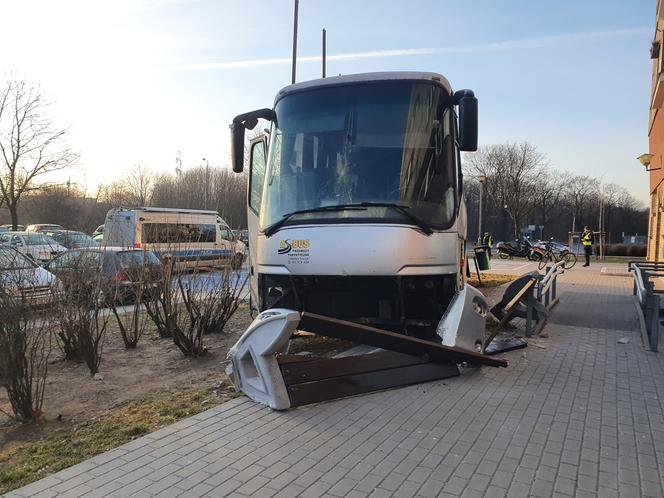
247,136,267,313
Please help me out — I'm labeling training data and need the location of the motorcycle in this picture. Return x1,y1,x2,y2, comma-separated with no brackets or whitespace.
532,238,577,270
497,238,538,260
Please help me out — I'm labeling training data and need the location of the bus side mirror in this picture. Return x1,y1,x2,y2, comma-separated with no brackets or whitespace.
231,122,245,173
454,89,478,152
230,108,274,174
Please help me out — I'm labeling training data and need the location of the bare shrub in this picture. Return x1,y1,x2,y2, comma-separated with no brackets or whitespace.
627,244,647,257
604,244,626,257
143,254,205,355
110,294,147,349
52,260,108,375
108,257,153,349
143,256,177,339
78,304,108,376
0,288,51,422
189,268,248,335
143,246,247,356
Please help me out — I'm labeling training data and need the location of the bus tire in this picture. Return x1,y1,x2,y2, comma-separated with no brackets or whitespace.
231,254,243,271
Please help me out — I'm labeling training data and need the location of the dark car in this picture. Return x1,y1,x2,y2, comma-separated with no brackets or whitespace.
44,230,98,249
46,247,161,304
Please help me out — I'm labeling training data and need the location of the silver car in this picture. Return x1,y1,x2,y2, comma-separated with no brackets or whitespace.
0,231,67,263
0,246,61,306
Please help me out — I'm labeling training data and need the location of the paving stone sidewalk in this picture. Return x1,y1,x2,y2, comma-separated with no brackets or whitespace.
6,267,664,497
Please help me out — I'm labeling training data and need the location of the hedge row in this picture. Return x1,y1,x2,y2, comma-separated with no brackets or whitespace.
602,244,647,257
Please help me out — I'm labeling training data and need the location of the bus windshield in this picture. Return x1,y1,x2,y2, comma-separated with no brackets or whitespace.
261,81,459,231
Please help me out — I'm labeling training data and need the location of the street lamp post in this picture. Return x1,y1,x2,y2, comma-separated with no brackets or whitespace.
477,175,486,244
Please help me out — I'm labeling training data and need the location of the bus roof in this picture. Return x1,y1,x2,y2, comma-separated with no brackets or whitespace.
275,71,452,102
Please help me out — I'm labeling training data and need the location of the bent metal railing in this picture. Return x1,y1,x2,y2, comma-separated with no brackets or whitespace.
630,261,664,352
538,260,565,307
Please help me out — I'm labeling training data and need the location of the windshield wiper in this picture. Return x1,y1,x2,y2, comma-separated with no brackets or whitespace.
358,202,433,235
263,204,367,237
264,202,435,237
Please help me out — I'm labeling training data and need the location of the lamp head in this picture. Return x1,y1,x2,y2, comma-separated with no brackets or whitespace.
637,153,654,168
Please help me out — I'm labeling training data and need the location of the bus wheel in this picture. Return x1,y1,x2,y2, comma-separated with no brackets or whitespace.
231,254,243,271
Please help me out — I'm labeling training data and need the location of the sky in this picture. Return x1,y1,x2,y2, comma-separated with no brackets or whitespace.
0,0,655,203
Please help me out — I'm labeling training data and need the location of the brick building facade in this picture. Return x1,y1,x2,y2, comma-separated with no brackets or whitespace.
648,0,664,259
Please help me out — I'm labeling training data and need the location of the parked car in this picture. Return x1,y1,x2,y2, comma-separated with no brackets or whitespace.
46,247,162,304
0,232,67,263
0,246,60,306
0,224,24,232
92,224,104,237
44,230,98,249
26,224,64,233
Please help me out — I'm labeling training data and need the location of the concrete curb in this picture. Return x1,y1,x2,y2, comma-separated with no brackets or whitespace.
600,266,632,277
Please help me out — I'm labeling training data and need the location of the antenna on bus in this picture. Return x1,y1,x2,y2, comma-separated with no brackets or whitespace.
322,28,326,78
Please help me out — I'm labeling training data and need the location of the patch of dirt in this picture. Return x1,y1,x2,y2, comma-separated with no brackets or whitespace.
0,306,254,448
288,333,355,357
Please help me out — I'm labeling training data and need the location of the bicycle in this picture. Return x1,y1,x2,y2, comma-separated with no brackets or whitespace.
536,241,577,270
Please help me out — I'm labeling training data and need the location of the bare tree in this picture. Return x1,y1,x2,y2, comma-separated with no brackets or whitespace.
561,174,597,232
0,77,78,229
533,170,562,239
122,164,153,206
150,165,247,228
467,141,546,237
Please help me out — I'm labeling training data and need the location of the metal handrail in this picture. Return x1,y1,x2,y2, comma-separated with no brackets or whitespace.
540,260,565,293
631,262,646,308
630,261,661,352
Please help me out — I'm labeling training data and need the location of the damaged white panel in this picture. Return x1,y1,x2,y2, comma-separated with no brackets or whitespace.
226,308,300,410
436,283,487,353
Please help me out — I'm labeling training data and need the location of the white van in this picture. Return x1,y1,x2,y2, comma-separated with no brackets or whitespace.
103,207,246,269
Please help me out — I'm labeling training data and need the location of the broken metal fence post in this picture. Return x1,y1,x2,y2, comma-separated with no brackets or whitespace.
525,284,535,337
473,256,482,286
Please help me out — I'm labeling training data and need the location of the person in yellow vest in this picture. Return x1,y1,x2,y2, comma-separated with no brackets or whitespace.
581,226,594,267
481,232,493,258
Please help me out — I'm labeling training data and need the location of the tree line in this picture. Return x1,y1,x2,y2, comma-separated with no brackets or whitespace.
463,142,648,244
0,164,247,232
0,77,648,241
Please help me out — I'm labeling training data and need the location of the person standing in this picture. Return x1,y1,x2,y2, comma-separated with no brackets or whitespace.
481,232,493,258
581,226,594,267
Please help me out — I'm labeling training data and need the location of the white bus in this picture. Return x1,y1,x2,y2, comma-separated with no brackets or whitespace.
103,207,246,269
